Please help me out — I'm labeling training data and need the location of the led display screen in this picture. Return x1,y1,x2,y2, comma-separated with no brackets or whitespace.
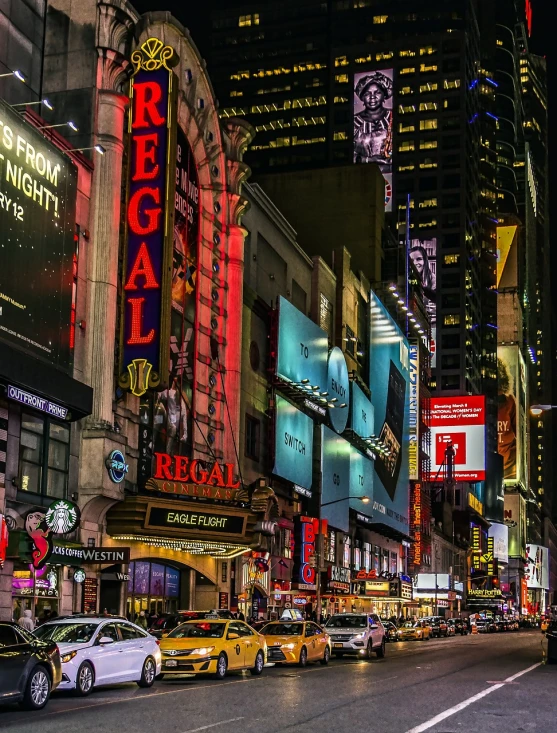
353,68,394,211
498,345,526,484
273,395,314,490
410,237,437,367
0,98,77,370
525,544,549,590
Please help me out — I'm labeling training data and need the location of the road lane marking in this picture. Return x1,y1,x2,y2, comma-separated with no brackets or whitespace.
404,662,542,733
180,717,244,733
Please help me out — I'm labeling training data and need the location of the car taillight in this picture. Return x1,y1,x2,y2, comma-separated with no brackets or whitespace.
155,639,160,646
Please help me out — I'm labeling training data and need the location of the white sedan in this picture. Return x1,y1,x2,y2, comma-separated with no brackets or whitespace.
34,616,161,696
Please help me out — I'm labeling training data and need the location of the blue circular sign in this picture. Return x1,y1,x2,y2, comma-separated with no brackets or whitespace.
106,449,129,484
327,347,349,434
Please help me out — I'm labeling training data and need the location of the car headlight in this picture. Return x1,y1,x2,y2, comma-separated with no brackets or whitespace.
351,633,365,641
190,647,215,656
61,650,78,663
281,643,297,650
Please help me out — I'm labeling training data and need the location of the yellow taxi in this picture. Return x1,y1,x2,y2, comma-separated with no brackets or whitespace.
396,620,431,641
261,619,331,666
158,617,267,679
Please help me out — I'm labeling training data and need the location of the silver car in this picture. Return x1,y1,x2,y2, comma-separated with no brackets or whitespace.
325,613,386,659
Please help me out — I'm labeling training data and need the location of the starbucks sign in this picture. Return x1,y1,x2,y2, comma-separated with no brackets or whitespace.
45,499,81,534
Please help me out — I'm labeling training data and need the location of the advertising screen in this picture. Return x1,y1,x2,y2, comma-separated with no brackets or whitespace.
369,291,410,536
353,68,394,212
425,396,486,481
322,426,351,532
349,446,373,517
488,523,509,565
408,343,419,480
275,296,328,390
410,237,437,367
350,382,374,441
497,345,526,485
0,98,77,370
525,544,549,590
273,395,313,490
504,492,526,558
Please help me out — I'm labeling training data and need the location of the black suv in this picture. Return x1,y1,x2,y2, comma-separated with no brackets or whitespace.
448,618,468,635
0,622,61,710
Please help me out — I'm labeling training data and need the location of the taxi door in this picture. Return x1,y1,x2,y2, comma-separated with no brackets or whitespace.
226,622,245,669
314,623,329,657
304,623,320,661
238,622,258,667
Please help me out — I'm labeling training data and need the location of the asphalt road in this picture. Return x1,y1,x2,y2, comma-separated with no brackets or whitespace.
0,630,552,733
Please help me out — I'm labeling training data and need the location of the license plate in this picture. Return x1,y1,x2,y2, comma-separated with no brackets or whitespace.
334,643,344,648
165,660,178,667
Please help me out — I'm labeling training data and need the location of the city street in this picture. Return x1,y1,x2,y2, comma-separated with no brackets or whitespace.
0,630,551,733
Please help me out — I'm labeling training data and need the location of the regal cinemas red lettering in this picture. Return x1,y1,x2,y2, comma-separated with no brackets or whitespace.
121,67,172,378
154,453,240,488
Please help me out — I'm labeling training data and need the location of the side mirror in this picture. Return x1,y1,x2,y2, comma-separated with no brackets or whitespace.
99,636,114,645
228,632,240,640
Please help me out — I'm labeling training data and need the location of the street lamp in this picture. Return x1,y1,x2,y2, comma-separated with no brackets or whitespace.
65,145,106,155
321,495,370,507
38,121,79,132
11,99,53,111
530,404,557,416
0,70,25,82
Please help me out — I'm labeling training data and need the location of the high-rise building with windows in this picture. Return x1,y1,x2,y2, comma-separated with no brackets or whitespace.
206,0,498,449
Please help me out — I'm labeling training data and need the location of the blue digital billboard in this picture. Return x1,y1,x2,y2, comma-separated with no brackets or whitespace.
326,347,349,433
321,426,351,532
368,291,410,536
276,296,328,391
273,395,314,490
349,447,373,517
350,382,374,441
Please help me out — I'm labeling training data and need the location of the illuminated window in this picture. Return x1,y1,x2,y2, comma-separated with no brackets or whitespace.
376,51,393,61
399,123,415,133
419,82,438,93
399,49,416,57
292,135,326,146
398,141,415,152
335,73,349,83
230,70,250,80
19,413,70,498
444,314,460,326
335,56,349,67
444,254,460,265
398,164,415,171
443,79,461,89
419,101,437,111
418,217,437,227
420,118,438,130
334,130,347,141
400,67,416,75
420,46,437,55
399,104,416,114
238,13,259,26
398,200,414,209
373,15,388,23
230,90,243,97
334,96,348,104
419,157,437,168
496,39,503,46
399,86,414,96
419,197,437,208
354,54,372,64
219,106,248,118
269,136,291,148
420,64,438,73
294,62,326,73
419,139,437,149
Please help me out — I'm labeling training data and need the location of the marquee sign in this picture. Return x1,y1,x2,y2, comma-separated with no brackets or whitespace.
119,38,177,396
293,516,317,588
152,452,240,488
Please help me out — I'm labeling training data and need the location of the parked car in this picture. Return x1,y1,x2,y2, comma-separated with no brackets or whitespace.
261,620,331,666
427,617,449,638
158,619,266,679
34,616,161,696
475,618,496,633
383,622,399,642
397,621,431,642
0,622,61,710
447,618,468,635
325,613,386,659
445,620,456,637
149,610,233,639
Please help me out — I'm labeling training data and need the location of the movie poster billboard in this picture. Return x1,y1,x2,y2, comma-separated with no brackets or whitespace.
410,237,437,367
153,126,199,458
368,291,410,536
353,68,394,212
425,396,486,481
525,544,549,590
497,344,526,486
0,98,77,371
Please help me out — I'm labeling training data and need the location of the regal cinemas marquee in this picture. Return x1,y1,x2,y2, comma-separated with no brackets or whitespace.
103,27,269,578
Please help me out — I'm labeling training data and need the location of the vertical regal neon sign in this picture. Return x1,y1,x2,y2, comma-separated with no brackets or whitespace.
120,38,177,397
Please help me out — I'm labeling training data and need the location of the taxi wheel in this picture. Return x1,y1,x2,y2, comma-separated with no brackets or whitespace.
376,639,386,659
298,647,308,667
250,651,264,676
320,646,330,665
213,653,228,680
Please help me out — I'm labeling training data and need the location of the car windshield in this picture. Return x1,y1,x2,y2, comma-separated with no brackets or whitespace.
167,622,226,639
402,622,415,628
326,615,366,628
261,623,304,636
34,622,99,644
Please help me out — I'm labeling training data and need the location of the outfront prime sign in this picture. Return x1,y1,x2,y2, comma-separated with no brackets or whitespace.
7,385,68,419
0,98,77,370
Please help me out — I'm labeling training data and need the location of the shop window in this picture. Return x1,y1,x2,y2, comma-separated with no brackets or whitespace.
353,547,361,570
245,415,260,460
390,551,398,575
373,545,380,572
19,413,69,498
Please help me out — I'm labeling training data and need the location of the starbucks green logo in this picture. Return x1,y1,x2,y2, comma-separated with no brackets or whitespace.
45,499,80,534
74,568,86,584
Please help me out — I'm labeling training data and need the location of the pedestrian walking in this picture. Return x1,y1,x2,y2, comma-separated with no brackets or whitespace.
136,610,148,629
18,609,35,632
